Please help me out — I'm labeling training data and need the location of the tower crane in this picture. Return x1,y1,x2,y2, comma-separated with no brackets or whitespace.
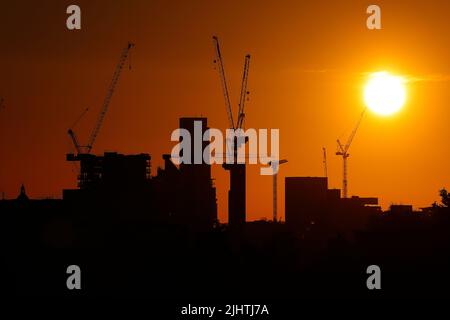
336,108,366,198
68,42,134,154
269,159,288,222
212,36,235,131
68,129,81,154
236,54,250,130
323,147,328,178
68,107,89,154
212,36,251,155
212,36,251,227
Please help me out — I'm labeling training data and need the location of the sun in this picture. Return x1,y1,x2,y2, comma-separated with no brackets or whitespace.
363,71,406,115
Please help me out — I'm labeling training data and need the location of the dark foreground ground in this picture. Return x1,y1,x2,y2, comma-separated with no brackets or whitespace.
4,204,450,304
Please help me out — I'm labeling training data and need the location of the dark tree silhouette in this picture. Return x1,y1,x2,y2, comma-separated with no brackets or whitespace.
440,188,450,208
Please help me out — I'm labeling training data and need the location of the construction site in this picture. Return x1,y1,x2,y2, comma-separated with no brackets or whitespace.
1,39,450,300
58,39,381,227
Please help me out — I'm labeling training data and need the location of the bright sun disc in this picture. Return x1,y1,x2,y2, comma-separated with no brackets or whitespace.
364,71,406,115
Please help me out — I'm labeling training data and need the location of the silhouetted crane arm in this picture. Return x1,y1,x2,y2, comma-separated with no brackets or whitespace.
236,54,250,129
67,107,88,154
86,42,134,153
343,108,366,153
213,36,235,129
71,107,89,129
68,129,81,154
336,139,345,154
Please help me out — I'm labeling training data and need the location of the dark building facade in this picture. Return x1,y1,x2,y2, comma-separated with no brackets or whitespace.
389,204,414,216
285,177,328,229
65,152,151,190
223,161,246,228
176,117,217,229
285,176,380,239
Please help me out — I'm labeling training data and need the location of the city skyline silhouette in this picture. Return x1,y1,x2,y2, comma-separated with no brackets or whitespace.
1,0,450,302
2,1,450,223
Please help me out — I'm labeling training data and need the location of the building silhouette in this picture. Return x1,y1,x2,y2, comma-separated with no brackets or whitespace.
223,158,246,228
177,117,218,229
1,116,449,299
285,176,380,239
65,152,151,191
388,204,414,216
62,117,218,230
17,184,29,201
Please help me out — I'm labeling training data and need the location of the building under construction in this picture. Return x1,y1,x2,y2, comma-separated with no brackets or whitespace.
212,36,250,228
66,152,151,190
63,117,217,230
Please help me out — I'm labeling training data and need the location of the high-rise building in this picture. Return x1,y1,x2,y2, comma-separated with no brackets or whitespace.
285,177,328,229
178,117,217,229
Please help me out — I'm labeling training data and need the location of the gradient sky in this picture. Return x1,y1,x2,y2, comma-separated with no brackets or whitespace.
1,0,449,222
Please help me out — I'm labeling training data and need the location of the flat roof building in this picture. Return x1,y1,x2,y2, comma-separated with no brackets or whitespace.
285,176,380,239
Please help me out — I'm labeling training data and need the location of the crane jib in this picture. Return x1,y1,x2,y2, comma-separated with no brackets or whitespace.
86,43,134,153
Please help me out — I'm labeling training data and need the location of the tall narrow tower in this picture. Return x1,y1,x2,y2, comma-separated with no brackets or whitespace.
212,36,250,228
336,109,366,198
223,142,246,227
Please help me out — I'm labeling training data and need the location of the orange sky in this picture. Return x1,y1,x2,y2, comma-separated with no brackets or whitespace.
1,0,449,222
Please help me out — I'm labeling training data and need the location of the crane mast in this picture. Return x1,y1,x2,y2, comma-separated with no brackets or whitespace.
269,159,287,222
336,109,366,198
86,42,134,153
212,36,252,227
